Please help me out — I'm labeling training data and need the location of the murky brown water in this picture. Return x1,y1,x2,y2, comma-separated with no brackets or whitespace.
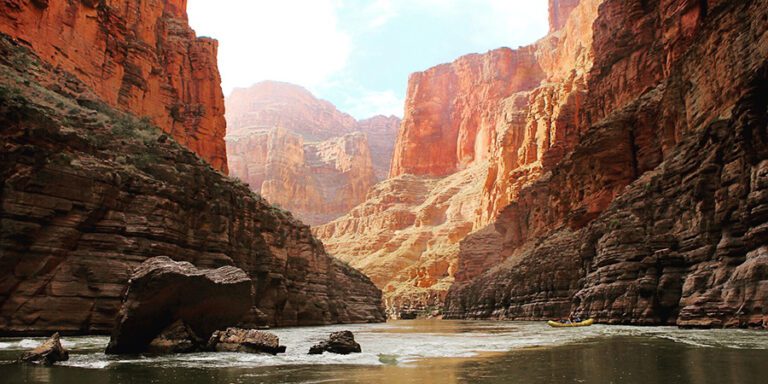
2,320,767,383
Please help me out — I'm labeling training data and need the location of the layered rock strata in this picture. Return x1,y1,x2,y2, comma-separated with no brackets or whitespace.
316,0,596,315
0,36,385,336
226,82,400,225
0,0,228,172
445,0,768,328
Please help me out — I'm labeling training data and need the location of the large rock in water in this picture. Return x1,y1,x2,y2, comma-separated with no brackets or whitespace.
308,331,361,355
105,257,252,354
207,328,286,355
19,333,69,365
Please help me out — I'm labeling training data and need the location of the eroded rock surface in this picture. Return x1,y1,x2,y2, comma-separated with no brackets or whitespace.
0,0,228,172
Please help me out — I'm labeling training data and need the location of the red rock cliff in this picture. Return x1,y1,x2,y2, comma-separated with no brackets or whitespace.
0,0,228,173
226,81,399,225
389,47,545,178
445,0,768,328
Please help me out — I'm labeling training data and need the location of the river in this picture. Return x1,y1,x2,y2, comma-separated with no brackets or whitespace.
2,320,767,383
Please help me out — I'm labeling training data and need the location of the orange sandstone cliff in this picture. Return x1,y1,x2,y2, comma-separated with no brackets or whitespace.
315,0,594,316
320,0,768,328
0,0,228,173
445,0,768,328
226,81,400,225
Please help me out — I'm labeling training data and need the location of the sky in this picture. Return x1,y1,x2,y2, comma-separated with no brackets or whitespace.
187,0,549,119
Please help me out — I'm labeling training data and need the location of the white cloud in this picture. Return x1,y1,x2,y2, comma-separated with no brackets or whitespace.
188,0,351,95
344,89,405,118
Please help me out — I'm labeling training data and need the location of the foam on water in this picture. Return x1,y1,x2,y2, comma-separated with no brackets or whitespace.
2,321,767,370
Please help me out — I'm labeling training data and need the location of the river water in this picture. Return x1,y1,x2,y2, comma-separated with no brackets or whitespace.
1,320,767,383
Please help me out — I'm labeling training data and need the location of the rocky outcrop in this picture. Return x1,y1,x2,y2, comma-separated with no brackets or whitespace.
0,0,228,173
0,35,386,336
444,0,768,328
106,257,252,354
19,333,69,365
226,82,399,225
308,330,361,355
207,328,286,355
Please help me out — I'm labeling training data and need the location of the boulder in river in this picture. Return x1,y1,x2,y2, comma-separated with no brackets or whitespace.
19,333,69,365
106,257,252,354
147,320,205,354
308,331,361,355
207,328,286,354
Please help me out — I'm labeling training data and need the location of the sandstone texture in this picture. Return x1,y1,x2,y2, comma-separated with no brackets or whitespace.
444,0,768,328
19,333,69,365
0,36,385,336
0,0,228,173
226,82,400,225
308,330,361,355
106,257,252,354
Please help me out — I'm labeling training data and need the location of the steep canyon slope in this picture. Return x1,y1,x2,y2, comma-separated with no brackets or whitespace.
0,2,384,335
445,0,768,328
0,0,228,173
226,82,400,225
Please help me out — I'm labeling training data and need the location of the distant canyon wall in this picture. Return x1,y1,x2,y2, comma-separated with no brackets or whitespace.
226,81,399,225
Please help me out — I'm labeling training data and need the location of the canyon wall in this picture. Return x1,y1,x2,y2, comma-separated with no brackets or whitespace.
226,81,399,225
389,47,544,178
316,0,601,316
0,9,384,336
0,0,228,173
445,0,768,328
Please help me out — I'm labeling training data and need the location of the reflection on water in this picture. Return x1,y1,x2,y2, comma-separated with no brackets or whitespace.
1,320,767,384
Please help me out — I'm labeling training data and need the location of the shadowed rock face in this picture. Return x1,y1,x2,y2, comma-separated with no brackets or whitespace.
226,81,400,225
0,35,385,336
0,0,228,173
445,0,768,328
105,257,252,354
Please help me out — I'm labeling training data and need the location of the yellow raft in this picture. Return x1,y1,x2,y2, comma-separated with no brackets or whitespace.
547,318,594,328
